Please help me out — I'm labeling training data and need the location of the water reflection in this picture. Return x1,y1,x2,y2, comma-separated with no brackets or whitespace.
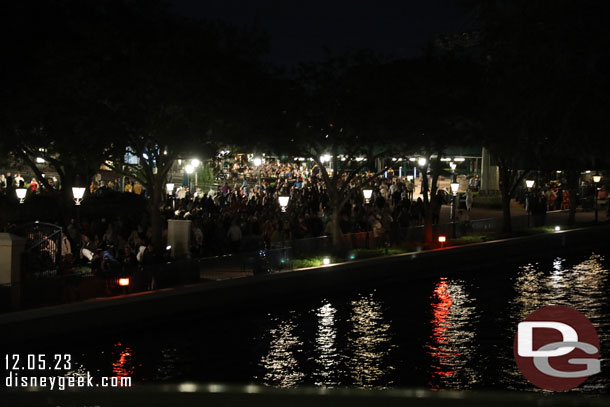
112,342,134,378
502,254,609,390
426,277,480,389
346,293,395,388
258,312,305,387
313,303,340,386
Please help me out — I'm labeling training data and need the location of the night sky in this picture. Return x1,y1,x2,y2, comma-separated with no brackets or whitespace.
170,0,469,65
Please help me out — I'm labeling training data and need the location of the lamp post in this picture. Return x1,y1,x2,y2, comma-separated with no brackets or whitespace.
185,164,194,194
253,157,262,185
450,181,459,238
278,195,290,212
525,179,535,227
72,187,86,223
593,174,601,223
166,183,175,210
363,189,373,204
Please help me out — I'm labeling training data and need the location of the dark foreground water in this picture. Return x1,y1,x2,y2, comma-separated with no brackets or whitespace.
7,249,610,392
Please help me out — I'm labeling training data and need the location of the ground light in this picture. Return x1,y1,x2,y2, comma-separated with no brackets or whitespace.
322,257,331,265
438,235,446,248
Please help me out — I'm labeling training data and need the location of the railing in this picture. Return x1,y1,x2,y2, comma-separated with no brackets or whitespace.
11,222,63,277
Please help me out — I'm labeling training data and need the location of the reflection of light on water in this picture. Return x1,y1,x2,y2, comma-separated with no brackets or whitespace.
346,293,395,389
112,342,134,378
258,312,304,387
155,348,181,380
426,277,479,390
503,254,609,391
313,303,339,387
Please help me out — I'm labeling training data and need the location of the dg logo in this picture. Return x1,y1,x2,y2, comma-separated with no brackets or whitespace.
514,305,601,391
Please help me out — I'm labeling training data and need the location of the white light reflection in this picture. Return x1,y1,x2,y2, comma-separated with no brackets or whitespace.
257,313,305,387
313,303,340,387
346,293,395,389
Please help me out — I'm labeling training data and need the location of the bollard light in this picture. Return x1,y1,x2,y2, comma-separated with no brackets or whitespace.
118,278,130,287
278,196,290,212
438,235,446,243
322,257,331,265
72,187,86,206
555,226,561,231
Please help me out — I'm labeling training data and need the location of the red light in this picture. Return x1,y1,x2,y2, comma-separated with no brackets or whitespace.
438,236,446,243
118,278,130,287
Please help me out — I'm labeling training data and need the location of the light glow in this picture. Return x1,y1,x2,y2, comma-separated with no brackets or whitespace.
118,278,130,287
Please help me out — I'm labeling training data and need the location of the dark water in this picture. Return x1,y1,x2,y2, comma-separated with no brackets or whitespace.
8,250,610,392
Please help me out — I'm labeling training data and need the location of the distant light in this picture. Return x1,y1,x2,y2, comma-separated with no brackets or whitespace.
191,159,200,167
440,157,452,162
185,164,194,174
320,154,331,163
438,235,447,243
418,157,427,166
409,157,416,162
525,179,535,188
391,157,397,161
349,253,356,260
355,157,365,162
554,226,561,231
252,157,262,167
166,245,172,251
585,170,591,174
454,157,465,162
118,278,130,287
36,157,45,163
322,257,331,265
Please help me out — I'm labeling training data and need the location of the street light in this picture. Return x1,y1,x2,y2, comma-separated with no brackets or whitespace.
252,157,262,167
166,183,174,195
16,188,27,204
450,182,459,238
363,189,373,204
525,179,535,189
278,196,290,212
449,162,457,171
72,187,85,206
417,157,427,167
